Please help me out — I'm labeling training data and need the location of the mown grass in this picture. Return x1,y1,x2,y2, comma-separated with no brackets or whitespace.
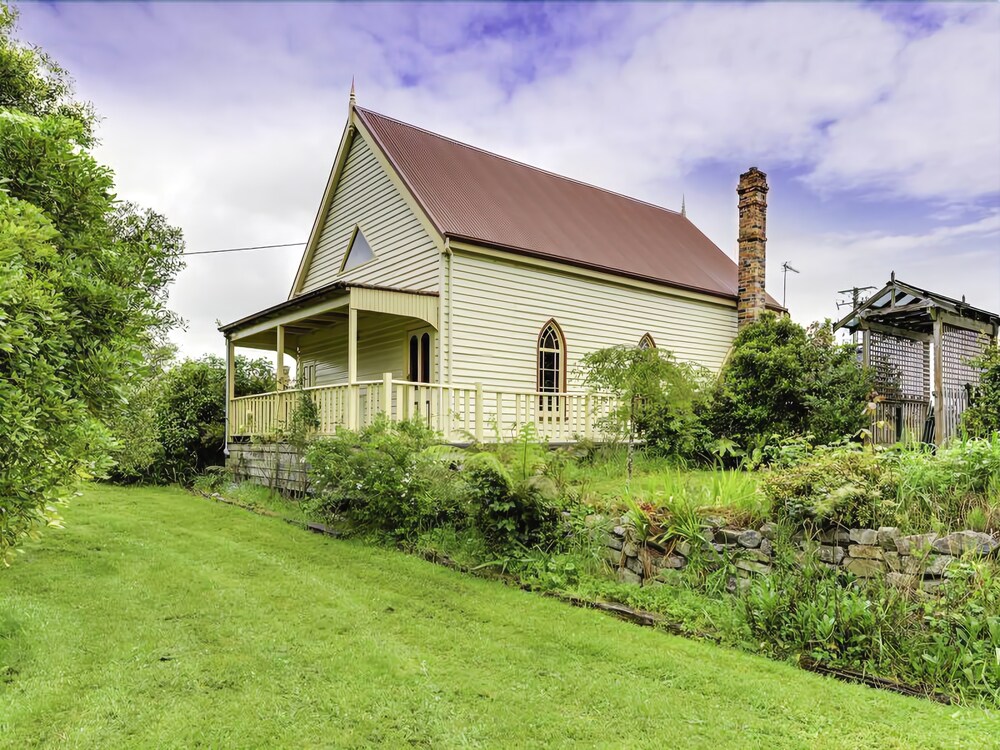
1,484,997,749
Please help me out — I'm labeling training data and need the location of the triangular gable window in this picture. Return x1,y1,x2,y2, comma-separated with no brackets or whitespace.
341,227,375,272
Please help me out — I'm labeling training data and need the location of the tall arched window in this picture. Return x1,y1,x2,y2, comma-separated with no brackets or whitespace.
638,333,656,350
537,321,565,413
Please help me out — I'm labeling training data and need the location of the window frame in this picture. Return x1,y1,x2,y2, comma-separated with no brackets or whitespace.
536,319,567,394
338,224,377,274
638,333,656,350
404,326,435,384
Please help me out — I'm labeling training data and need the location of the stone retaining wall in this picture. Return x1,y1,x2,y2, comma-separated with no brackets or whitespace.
607,521,999,593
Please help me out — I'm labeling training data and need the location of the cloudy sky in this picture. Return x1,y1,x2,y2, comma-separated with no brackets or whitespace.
16,1,1000,358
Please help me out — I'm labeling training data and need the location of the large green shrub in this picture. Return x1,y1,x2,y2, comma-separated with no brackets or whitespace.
963,345,1000,438
111,354,275,484
306,419,464,539
0,7,184,560
708,314,873,448
154,358,229,483
464,452,562,554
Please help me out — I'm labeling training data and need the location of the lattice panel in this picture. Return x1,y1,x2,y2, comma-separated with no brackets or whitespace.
941,324,988,390
867,331,929,399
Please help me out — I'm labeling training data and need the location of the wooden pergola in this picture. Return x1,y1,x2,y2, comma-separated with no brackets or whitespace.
836,275,999,445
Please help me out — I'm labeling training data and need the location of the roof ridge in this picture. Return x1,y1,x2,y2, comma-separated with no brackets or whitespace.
355,105,685,220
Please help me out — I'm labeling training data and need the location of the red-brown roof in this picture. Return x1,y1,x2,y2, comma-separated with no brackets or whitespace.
356,106,773,304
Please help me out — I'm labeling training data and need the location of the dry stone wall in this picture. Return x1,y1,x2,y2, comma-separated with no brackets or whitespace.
607,519,998,593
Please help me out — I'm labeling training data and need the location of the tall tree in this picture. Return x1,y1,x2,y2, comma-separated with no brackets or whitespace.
0,4,184,562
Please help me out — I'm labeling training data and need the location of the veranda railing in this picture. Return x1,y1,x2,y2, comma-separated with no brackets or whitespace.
229,375,617,443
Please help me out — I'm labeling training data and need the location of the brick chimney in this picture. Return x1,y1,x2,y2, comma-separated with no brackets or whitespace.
737,166,768,329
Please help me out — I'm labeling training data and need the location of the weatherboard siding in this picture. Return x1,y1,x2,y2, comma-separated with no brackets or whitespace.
447,252,738,391
300,133,439,294
297,314,434,386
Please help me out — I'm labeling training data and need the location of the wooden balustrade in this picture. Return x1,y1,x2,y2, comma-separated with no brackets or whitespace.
229,375,617,443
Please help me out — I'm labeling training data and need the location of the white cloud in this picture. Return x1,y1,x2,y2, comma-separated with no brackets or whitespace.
807,7,1000,201
14,2,1000,359
774,211,1000,327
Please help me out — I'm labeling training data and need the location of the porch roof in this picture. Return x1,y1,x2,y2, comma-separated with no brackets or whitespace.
220,282,438,343
835,276,999,338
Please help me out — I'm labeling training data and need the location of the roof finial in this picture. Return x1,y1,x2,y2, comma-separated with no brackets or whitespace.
349,76,356,107
681,194,686,217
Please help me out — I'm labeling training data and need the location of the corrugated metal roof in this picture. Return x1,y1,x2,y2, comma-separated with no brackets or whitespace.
356,106,776,304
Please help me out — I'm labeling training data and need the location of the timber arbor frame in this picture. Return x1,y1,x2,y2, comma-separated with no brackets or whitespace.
836,275,999,445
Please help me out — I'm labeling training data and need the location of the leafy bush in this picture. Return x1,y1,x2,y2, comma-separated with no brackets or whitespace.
464,452,562,554
708,314,873,448
761,445,897,528
306,419,465,539
580,345,711,461
153,357,229,483
110,353,275,484
963,345,1000,438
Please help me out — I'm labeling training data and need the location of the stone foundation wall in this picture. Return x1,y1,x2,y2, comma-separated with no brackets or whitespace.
227,442,309,494
606,520,998,593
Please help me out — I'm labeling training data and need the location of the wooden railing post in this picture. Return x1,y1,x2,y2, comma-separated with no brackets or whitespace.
383,372,393,418
474,382,484,443
585,393,593,439
346,307,358,430
225,337,235,447
275,324,285,392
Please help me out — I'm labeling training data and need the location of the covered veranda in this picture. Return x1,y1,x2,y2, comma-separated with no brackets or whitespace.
219,282,614,446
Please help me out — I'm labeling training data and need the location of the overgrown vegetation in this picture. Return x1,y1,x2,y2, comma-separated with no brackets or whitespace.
223,416,1000,705
0,5,184,562
745,545,1000,704
762,436,1000,533
110,354,276,484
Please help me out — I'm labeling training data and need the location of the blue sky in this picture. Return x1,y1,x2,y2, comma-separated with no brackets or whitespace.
15,1,1000,357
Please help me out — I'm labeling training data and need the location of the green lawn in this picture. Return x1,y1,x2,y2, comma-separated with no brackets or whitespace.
1,486,996,749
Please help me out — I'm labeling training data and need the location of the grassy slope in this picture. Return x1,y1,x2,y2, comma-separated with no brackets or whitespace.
1,486,996,749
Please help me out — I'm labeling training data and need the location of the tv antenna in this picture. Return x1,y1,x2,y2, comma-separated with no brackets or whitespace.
781,261,799,307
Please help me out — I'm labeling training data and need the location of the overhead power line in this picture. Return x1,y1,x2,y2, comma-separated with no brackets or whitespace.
182,241,305,257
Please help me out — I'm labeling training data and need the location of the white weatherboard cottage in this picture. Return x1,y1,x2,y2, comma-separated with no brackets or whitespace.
220,93,781,448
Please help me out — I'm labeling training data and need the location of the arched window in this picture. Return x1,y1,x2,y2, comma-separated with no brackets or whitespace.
407,329,433,383
638,333,656,350
537,320,565,397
